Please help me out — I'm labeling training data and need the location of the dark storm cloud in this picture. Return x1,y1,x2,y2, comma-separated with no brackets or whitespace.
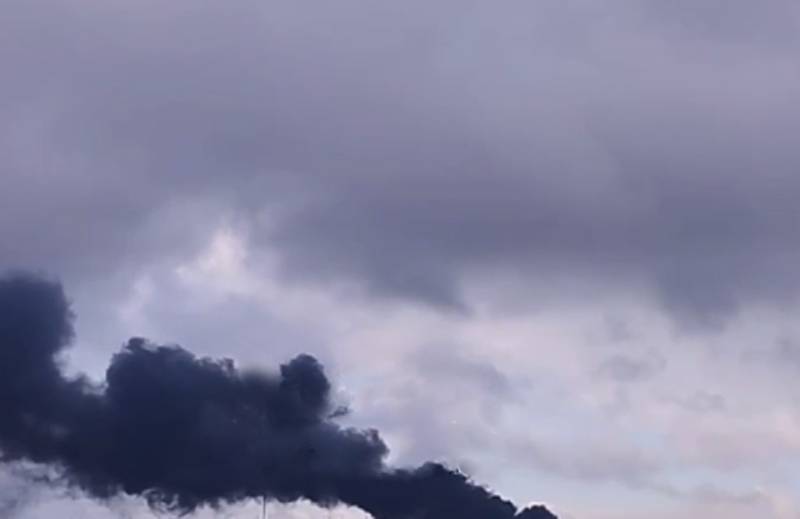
0,272,556,518
3,0,800,326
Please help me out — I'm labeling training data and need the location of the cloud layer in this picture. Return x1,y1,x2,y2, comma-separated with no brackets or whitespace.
3,0,800,328
3,1,800,518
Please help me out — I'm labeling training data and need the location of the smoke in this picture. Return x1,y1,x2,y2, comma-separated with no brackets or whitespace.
0,272,556,518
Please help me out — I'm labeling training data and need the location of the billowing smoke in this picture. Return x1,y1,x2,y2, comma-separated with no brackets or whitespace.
0,272,556,518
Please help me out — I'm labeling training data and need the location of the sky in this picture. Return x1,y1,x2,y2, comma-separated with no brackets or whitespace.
2,0,800,517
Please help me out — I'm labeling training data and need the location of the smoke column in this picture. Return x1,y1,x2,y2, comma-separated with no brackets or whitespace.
0,272,556,518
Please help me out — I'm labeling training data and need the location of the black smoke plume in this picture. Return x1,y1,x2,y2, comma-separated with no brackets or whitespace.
0,272,556,518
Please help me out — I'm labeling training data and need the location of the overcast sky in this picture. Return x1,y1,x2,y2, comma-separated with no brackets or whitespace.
3,1,800,518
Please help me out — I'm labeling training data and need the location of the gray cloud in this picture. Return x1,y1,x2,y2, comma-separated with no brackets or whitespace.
743,335,800,372
669,391,727,414
596,351,666,383
412,346,513,398
0,472,29,518
511,437,661,487
3,2,800,330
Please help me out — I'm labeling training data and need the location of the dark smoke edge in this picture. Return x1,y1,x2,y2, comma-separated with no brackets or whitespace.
0,271,556,519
